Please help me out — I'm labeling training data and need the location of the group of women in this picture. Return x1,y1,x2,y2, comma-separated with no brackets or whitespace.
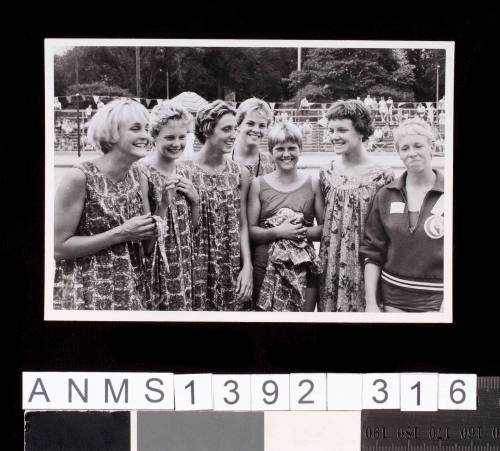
53,96,444,313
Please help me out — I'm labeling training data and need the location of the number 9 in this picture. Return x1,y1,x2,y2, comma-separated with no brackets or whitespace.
262,380,279,405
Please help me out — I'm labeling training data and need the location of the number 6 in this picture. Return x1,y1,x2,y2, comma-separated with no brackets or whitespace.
450,379,466,404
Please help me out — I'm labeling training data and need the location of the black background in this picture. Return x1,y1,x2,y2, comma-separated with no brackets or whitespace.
9,14,500,450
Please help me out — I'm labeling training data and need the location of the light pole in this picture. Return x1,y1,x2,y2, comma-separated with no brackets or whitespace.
436,63,440,107
166,68,170,99
135,47,141,97
75,47,81,157
298,47,301,71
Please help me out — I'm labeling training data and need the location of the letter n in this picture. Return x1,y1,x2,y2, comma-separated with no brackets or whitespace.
68,378,88,403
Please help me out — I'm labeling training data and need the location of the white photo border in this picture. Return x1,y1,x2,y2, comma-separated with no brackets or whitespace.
45,38,454,323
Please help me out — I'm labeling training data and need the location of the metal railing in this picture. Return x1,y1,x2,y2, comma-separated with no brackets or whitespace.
53,103,446,154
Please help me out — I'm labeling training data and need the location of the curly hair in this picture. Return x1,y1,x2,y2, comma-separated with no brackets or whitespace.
194,100,236,144
393,118,436,151
325,99,374,142
148,100,193,138
87,98,149,153
236,97,273,127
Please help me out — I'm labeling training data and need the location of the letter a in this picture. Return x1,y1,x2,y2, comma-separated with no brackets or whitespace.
28,378,50,403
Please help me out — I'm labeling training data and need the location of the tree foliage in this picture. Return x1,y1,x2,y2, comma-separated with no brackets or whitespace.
54,46,446,103
287,48,416,102
54,46,296,101
66,81,133,97
405,49,446,101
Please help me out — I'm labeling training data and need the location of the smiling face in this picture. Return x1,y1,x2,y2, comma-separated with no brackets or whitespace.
397,134,434,174
206,113,237,154
271,140,301,171
328,118,364,155
114,112,150,160
238,109,268,147
154,119,189,162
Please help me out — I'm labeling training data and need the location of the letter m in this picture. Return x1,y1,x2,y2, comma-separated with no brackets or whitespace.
105,378,129,404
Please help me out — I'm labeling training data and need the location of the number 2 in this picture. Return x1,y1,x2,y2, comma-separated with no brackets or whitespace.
298,379,314,404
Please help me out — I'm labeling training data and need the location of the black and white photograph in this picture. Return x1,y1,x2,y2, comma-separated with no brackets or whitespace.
45,39,454,323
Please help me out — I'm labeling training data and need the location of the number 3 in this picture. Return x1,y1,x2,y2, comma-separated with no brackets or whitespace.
223,380,240,405
372,379,388,404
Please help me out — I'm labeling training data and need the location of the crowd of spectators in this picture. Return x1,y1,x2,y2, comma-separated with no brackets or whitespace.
54,95,446,153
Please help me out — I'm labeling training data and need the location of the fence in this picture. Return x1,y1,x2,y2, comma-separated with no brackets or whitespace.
52,103,445,155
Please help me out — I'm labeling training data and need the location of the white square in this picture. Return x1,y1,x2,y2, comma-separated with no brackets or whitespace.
438,374,477,410
213,374,251,411
390,202,405,214
251,374,290,411
327,373,363,411
290,373,327,410
362,374,400,409
174,374,213,411
401,373,438,411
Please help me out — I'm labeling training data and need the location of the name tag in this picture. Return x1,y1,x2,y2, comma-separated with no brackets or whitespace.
390,202,405,214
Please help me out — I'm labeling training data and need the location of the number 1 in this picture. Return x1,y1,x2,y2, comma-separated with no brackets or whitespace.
185,380,195,405
411,381,421,406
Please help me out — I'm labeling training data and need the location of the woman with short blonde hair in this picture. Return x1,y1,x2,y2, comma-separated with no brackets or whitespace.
139,100,199,310
248,122,324,311
361,118,444,312
231,97,275,179
54,98,156,310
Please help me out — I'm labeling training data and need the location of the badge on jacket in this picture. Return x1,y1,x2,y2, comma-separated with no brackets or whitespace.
424,194,444,239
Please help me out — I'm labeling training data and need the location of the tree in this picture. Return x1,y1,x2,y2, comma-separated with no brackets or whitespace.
66,82,133,97
53,46,297,102
287,48,416,101
405,49,446,101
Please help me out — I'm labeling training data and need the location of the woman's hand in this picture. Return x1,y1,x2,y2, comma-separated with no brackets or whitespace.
161,176,181,203
275,218,307,241
365,298,382,312
176,176,199,206
235,265,253,303
117,214,157,242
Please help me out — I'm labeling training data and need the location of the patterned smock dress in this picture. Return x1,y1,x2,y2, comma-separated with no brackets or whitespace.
183,159,244,311
232,148,275,180
53,161,147,310
318,162,394,312
139,162,194,310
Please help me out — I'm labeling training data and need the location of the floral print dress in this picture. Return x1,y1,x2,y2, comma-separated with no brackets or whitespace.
140,162,194,310
183,159,244,311
318,161,394,312
53,161,147,310
257,208,320,312
232,149,275,180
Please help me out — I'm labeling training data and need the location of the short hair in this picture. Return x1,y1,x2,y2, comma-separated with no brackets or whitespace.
325,99,374,142
194,100,236,144
87,98,149,153
393,118,436,151
148,100,193,138
268,122,303,152
236,97,273,127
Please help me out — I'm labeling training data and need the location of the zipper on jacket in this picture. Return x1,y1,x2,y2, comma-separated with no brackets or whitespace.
400,187,431,235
